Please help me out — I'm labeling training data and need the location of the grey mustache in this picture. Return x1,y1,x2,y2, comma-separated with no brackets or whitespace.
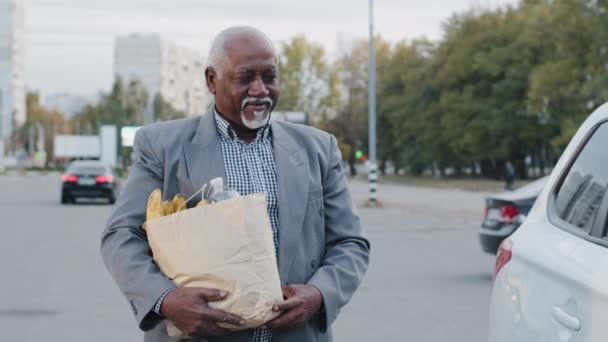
241,97,273,110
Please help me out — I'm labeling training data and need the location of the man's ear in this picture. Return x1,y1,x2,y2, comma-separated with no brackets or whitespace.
205,67,217,94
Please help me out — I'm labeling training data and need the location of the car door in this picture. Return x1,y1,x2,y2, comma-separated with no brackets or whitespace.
490,120,608,342
572,179,608,342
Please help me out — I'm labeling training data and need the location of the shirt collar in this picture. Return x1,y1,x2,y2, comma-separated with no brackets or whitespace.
214,107,271,143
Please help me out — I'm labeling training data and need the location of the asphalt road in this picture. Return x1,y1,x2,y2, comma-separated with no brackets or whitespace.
0,173,495,341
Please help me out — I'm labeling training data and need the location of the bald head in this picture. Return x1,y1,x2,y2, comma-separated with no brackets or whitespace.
207,26,277,78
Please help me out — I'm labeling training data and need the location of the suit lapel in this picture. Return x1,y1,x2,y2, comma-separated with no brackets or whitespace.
183,111,226,205
184,115,309,282
272,121,309,284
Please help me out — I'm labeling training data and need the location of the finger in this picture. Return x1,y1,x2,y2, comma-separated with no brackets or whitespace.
196,288,229,302
274,297,302,312
281,285,296,298
204,308,246,327
268,309,301,329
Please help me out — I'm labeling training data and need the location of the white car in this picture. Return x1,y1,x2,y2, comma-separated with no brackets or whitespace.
489,104,608,341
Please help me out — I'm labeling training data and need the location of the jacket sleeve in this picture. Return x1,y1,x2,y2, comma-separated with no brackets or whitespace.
100,128,176,331
307,134,371,331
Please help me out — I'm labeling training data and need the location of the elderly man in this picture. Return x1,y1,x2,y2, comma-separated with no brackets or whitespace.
101,26,370,342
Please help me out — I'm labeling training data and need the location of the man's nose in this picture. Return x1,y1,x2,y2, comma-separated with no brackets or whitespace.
248,76,269,97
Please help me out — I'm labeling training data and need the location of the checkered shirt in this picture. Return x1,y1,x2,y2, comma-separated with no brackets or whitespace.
215,110,279,342
154,111,279,341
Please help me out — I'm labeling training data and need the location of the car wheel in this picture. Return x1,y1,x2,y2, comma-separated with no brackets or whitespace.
61,195,72,204
108,191,117,204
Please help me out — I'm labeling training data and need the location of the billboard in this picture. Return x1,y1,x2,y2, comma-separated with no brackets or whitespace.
54,135,100,158
100,125,117,167
121,126,141,147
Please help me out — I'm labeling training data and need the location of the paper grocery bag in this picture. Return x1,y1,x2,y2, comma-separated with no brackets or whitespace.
143,193,283,337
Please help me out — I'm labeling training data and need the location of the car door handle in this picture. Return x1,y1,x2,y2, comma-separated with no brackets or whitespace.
552,306,581,331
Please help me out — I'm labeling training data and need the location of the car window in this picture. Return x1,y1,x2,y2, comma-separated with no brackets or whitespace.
555,122,608,232
68,166,107,174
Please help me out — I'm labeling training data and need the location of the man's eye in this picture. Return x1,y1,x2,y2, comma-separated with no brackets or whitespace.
263,75,277,82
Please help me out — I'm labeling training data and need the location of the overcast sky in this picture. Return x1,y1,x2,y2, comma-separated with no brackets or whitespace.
24,0,518,97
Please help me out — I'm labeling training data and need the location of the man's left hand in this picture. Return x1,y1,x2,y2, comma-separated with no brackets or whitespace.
267,284,323,329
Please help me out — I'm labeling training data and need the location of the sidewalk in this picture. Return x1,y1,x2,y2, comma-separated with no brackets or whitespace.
348,178,488,232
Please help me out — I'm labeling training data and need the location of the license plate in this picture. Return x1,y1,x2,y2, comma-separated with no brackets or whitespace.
78,177,96,186
487,208,501,221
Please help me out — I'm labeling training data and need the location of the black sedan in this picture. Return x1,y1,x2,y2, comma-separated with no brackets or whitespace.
61,161,120,204
478,176,547,254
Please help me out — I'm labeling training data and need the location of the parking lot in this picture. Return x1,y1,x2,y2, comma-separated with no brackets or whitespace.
0,173,495,341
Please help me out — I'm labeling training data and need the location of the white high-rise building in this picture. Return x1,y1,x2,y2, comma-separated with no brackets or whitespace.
114,34,208,123
0,0,26,140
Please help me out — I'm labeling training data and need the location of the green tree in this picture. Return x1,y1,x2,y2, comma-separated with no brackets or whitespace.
19,92,67,163
277,36,330,124
271,1,608,179
154,93,187,121
431,7,547,178
376,39,437,175
324,38,369,175
525,0,608,151
71,78,151,167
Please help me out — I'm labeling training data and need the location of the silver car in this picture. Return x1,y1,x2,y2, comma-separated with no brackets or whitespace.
489,104,608,341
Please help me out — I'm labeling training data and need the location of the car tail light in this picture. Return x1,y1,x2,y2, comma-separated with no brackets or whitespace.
62,174,78,183
95,175,114,183
500,204,520,222
494,239,512,280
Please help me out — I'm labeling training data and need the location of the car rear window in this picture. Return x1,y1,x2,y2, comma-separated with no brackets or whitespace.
555,123,608,232
69,167,107,175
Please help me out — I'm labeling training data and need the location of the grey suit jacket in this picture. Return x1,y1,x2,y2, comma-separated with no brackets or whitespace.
100,111,370,342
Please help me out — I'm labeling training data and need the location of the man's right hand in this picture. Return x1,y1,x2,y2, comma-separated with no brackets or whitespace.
160,287,245,338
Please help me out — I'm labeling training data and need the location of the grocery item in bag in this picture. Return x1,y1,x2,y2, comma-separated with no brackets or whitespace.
143,181,282,337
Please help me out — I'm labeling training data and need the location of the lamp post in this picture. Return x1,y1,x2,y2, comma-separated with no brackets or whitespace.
368,0,378,206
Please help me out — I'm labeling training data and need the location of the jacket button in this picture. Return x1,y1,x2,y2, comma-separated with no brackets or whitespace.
311,260,317,268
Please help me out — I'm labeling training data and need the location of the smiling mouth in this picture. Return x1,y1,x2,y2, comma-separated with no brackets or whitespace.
246,103,270,110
